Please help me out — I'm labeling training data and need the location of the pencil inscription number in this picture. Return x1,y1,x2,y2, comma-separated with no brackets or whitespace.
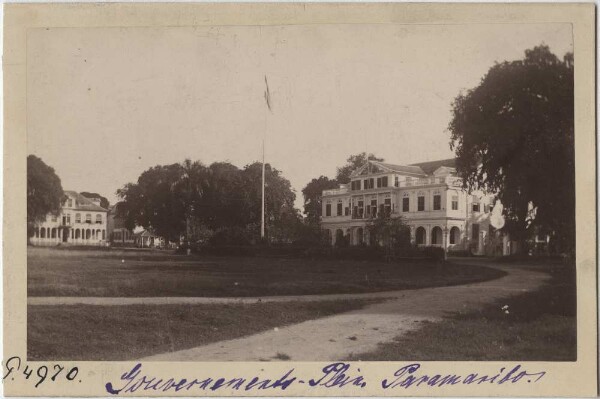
2,356,79,388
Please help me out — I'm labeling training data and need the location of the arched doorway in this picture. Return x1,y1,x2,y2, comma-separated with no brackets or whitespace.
323,229,332,246
449,226,460,245
431,226,443,245
356,227,364,245
335,229,344,246
416,227,426,245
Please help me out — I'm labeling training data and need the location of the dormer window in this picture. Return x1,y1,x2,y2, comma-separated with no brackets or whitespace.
472,203,480,212
67,199,73,207
351,180,362,191
376,176,388,188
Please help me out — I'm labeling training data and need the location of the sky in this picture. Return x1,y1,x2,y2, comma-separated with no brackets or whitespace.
27,23,573,211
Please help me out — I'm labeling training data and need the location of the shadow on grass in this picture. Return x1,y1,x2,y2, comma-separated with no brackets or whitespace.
349,265,576,361
28,299,383,361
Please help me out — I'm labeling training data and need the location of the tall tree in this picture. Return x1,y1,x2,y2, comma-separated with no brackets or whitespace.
449,45,574,253
117,159,299,245
27,155,64,239
171,159,211,250
241,162,297,241
301,176,339,225
116,163,188,242
336,152,384,183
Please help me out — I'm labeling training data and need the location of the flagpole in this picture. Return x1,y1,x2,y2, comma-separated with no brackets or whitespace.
261,75,271,241
261,137,265,240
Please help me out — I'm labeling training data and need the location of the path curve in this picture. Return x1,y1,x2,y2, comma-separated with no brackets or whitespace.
140,260,549,361
28,260,504,306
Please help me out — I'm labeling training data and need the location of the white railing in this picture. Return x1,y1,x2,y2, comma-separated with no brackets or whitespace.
323,177,462,196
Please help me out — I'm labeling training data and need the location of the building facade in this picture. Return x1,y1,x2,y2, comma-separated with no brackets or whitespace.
321,159,511,256
107,204,135,247
30,191,109,246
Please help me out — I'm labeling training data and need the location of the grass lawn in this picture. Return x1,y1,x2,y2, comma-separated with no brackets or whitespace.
28,247,506,297
28,299,381,361
349,264,576,361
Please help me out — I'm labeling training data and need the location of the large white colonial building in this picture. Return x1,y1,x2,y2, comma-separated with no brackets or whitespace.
30,191,109,246
321,159,511,256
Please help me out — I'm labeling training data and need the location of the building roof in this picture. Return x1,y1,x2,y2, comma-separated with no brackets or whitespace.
409,158,456,175
371,161,428,176
134,229,158,238
64,191,108,212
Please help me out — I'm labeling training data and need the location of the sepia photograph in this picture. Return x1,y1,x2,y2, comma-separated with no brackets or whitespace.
24,20,579,363
3,2,597,397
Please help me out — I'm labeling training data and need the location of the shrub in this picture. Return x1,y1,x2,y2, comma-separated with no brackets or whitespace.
209,227,251,247
448,249,472,257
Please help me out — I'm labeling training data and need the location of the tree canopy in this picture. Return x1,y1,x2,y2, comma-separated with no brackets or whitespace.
301,176,339,226
449,45,574,253
116,159,298,243
27,155,64,237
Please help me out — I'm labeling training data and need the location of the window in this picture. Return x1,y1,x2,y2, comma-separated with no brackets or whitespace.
351,180,361,191
369,178,374,189
371,199,377,218
416,227,426,245
337,202,343,216
418,196,425,211
85,214,92,223
96,214,102,224
75,213,81,223
67,199,73,207
358,201,364,218
377,176,388,188
394,176,399,187
325,204,331,217
472,203,480,212
402,196,410,212
384,198,391,216
344,207,350,216
433,195,441,210
452,195,459,210
450,227,460,244
472,223,480,241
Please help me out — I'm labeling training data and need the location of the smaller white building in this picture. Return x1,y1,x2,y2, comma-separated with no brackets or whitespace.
30,191,109,246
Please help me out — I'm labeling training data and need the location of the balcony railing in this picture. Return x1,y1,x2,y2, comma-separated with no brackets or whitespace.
323,176,462,197
323,187,349,196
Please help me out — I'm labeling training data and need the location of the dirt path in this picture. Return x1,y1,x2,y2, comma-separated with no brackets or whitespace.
28,290,401,306
141,261,548,361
